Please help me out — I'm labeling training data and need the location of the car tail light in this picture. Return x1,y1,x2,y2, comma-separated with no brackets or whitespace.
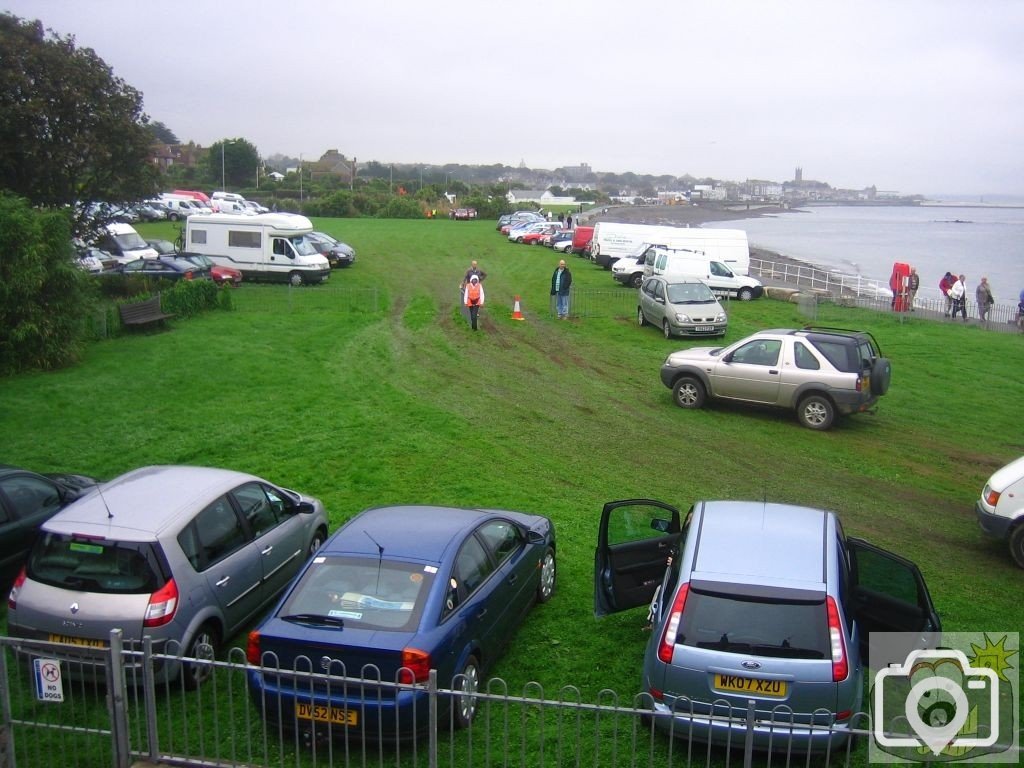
399,647,431,683
826,596,849,681
649,685,664,702
246,631,261,665
657,583,690,663
983,487,1001,507
855,377,863,392
8,566,26,609
143,578,179,627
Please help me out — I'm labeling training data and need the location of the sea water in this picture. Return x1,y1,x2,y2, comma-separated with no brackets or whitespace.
717,205,1024,302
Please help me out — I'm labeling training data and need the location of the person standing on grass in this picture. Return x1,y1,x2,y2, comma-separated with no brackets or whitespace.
907,267,920,311
976,277,994,322
461,260,486,288
550,259,573,320
463,274,484,331
949,274,968,321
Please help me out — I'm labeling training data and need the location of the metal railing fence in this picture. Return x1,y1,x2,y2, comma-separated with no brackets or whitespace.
7,633,1019,768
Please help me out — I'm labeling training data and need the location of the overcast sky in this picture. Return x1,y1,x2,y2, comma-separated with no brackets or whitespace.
5,0,1023,196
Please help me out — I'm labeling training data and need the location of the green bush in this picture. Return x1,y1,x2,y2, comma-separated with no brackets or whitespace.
0,193,97,374
159,278,223,318
377,196,425,219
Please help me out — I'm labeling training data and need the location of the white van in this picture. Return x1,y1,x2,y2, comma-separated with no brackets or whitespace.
976,455,1024,568
590,223,687,268
184,213,330,285
641,246,763,301
95,222,158,263
158,195,203,221
590,223,750,274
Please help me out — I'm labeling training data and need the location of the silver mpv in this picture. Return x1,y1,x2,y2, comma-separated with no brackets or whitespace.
7,465,328,688
594,499,940,752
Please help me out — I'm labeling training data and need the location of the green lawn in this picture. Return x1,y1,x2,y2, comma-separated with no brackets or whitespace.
2,216,1021,707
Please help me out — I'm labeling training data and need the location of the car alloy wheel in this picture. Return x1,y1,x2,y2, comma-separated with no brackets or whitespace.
672,377,706,409
454,656,480,728
537,547,556,603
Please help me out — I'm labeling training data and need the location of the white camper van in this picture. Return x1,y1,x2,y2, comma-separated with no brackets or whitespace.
590,223,750,274
640,246,763,300
184,213,330,285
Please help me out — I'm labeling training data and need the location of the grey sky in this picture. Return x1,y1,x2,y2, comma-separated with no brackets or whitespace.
5,0,1023,195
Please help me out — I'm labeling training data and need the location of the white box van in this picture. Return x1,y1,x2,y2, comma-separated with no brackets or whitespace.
158,195,203,221
590,223,687,268
590,223,750,274
184,213,330,285
641,246,763,301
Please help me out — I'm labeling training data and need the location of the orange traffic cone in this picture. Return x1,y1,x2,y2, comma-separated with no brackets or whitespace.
511,295,525,320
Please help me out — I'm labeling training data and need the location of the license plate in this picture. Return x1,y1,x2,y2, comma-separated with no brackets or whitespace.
48,634,106,649
694,326,714,332
715,674,788,698
296,702,358,726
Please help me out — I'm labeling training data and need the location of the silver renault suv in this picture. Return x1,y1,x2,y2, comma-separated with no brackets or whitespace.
7,465,328,688
595,499,941,752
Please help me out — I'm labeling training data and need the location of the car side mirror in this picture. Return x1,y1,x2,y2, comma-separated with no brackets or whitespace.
650,518,671,533
722,352,734,363
294,500,315,515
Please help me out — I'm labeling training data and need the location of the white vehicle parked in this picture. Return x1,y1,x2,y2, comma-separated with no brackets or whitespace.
95,223,158,263
184,213,330,285
976,455,1024,568
590,223,750,274
641,246,763,301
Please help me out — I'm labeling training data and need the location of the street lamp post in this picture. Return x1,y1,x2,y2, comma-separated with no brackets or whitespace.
220,139,236,192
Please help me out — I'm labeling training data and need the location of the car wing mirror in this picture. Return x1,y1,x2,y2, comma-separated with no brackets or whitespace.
650,518,671,533
294,500,315,514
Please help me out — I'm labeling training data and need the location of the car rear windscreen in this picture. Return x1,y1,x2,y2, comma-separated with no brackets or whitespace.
678,589,829,659
28,533,166,594
280,556,434,632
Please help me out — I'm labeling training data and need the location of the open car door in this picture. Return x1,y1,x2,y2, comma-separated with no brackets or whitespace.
594,499,681,617
847,537,942,664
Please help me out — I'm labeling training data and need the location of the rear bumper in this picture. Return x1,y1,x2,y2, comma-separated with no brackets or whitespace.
649,699,852,752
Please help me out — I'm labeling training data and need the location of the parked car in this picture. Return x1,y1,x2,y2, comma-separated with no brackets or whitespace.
508,222,554,244
146,239,177,255
177,251,243,287
551,231,574,253
0,465,97,587
243,200,270,215
74,246,107,274
306,231,356,268
131,203,166,222
520,224,562,245
116,255,211,281
452,208,477,220
638,277,728,338
659,327,891,430
595,498,940,752
246,504,556,739
975,454,1024,567
7,465,329,688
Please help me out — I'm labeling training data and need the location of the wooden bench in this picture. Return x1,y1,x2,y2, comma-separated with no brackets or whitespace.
118,295,174,329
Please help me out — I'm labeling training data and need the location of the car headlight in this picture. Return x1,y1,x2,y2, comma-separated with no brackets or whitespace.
674,313,692,323
716,313,728,322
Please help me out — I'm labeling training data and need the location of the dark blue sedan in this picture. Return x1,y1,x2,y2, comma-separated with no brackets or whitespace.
246,505,556,740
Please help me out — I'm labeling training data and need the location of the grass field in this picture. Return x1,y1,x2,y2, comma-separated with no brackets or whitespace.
1,216,1021,716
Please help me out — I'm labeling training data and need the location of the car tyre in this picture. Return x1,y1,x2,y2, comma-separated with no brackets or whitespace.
289,271,303,287
453,655,480,728
537,546,556,603
672,377,706,409
797,394,835,430
637,307,647,327
182,623,219,690
630,274,643,289
738,288,754,301
663,320,672,339
871,357,892,396
308,527,327,558
1008,525,1024,569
